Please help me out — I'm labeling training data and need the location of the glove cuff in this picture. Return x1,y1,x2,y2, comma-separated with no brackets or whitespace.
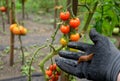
106,53,120,81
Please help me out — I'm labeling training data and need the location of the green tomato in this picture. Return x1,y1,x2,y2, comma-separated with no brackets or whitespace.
113,27,119,34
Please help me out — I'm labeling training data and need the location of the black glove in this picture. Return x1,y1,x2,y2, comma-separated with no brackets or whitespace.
55,29,120,81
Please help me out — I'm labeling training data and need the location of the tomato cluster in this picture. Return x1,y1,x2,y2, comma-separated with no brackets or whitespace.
45,64,61,81
0,6,7,12
10,24,27,35
59,11,81,46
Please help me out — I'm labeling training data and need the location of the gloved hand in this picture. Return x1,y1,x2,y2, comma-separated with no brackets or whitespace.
55,29,120,81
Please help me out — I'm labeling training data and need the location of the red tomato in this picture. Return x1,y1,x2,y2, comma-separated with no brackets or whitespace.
45,70,52,77
70,33,80,41
56,71,61,76
19,26,27,35
0,6,6,12
51,74,59,81
69,18,80,28
49,65,53,71
60,25,70,34
53,64,57,70
49,64,57,71
59,11,70,21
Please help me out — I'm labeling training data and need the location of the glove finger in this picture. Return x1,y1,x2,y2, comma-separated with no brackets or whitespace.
59,51,85,60
55,57,78,76
68,42,92,51
90,28,104,44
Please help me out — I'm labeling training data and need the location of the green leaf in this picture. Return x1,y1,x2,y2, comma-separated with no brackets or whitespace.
94,19,103,33
102,20,114,36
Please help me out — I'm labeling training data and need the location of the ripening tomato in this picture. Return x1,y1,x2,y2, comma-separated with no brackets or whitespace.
59,11,70,21
22,28,27,35
70,33,80,41
0,6,6,12
45,70,52,77
60,25,70,34
69,18,80,28
10,24,17,32
60,38,68,46
12,26,21,35
19,26,27,35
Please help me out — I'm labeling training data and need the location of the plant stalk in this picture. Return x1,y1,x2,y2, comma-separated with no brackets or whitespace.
22,0,25,19
10,0,16,66
82,2,98,32
28,45,47,81
18,35,25,65
1,12,5,32
39,46,63,81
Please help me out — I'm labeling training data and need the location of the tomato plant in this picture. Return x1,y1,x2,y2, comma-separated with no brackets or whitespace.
78,0,120,36
7,0,119,81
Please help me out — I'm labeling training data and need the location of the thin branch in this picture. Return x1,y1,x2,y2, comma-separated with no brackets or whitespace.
82,2,98,32
78,4,91,12
28,44,47,81
39,46,64,81
49,45,56,52
18,35,25,65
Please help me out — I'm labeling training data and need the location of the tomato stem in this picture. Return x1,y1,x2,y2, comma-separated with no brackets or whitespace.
28,44,47,81
1,12,5,32
82,2,98,32
18,35,25,65
39,46,64,81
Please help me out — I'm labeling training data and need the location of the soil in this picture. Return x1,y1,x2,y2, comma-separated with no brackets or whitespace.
0,13,62,81
0,12,120,81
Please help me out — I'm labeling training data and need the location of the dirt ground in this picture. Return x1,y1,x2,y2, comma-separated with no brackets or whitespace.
0,13,62,80
0,13,120,81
